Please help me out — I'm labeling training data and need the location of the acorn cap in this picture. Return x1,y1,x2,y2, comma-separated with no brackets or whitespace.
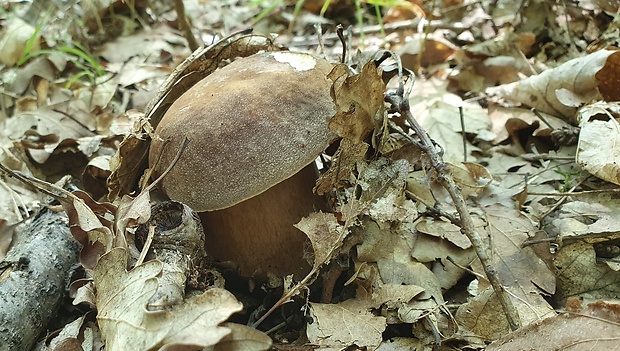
149,51,336,211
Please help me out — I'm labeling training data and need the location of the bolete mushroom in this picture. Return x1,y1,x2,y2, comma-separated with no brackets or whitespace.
149,51,336,278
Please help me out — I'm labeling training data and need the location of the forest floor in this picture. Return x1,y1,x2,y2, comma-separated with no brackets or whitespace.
1,0,620,350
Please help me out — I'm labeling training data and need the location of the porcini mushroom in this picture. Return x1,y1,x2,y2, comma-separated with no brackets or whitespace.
149,51,336,278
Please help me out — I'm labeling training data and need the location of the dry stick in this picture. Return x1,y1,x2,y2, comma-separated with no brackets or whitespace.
385,93,522,331
459,106,466,162
174,0,199,51
291,19,466,46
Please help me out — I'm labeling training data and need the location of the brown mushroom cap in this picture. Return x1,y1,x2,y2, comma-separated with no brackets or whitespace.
149,51,336,212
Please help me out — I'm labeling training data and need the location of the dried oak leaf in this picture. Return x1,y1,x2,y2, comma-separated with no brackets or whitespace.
94,248,244,351
486,49,616,123
328,60,385,143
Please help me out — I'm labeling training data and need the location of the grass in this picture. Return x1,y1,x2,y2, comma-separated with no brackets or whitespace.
18,37,105,89
252,0,403,41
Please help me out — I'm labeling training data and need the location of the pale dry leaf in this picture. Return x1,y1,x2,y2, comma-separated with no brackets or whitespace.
307,300,386,350
545,198,620,243
373,254,449,327
456,287,517,340
94,248,243,351
487,300,620,351
358,158,410,204
415,217,473,250
575,102,620,185
486,49,616,122
46,315,86,351
371,283,425,309
294,212,345,271
5,108,92,164
0,17,40,66
356,220,415,264
409,78,490,163
553,241,620,302
367,191,418,223
7,56,58,94
0,175,41,226
96,24,186,63
405,170,436,208
375,337,424,351
115,190,152,248
214,323,272,351
377,259,444,304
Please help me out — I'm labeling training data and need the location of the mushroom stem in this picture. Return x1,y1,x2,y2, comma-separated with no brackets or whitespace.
199,164,327,278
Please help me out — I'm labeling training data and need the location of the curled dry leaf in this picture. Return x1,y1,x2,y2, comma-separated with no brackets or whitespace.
575,102,620,185
486,49,616,123
214,323,272,351
94,248,243,351
328,60,386,143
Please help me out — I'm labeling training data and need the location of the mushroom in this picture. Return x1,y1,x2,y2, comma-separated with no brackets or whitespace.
149,51,336,278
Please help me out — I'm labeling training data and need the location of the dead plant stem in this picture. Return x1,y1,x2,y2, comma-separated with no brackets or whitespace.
386,94,522,331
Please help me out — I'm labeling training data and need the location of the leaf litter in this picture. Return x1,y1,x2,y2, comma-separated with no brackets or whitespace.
1,1,620,350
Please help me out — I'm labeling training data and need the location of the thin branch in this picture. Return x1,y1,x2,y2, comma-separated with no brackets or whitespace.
385,82,522,331
174,0,199,51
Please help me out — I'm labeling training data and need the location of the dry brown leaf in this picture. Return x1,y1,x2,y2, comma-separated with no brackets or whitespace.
553,241,620,303
486,49,616,123
487,300,620,350
314,138,368,195
595,50,620,102
94,248,243,351
294,212,345,271
397,32,457,69
306,300,386,350
328,60,385,143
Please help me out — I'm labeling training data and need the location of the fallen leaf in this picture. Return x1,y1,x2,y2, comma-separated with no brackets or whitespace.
295,212,345,271
486,49,616,123
307,300,386,350
487,300,620,351
94,248,243,351
328,60,385,143
576,102,620,185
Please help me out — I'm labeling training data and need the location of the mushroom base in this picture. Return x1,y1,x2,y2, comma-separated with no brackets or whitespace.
198,164,327,278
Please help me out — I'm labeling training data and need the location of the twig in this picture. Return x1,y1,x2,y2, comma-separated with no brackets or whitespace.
385,74,522,331
174,0,199,51
290,19,467,46
459,106,466,162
